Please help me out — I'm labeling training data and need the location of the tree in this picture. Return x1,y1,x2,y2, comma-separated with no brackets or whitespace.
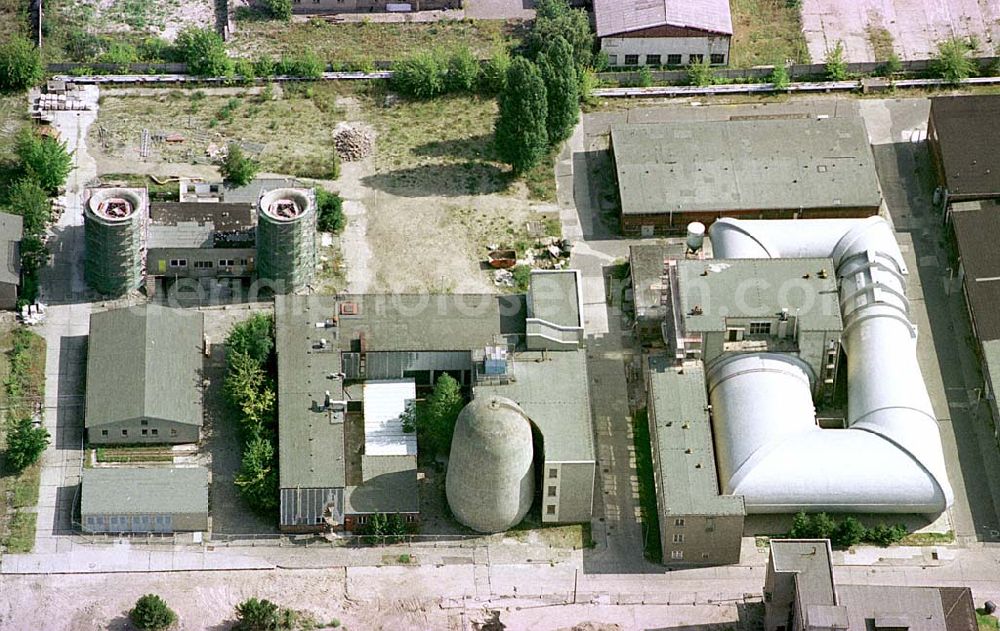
175,27,232,76
220,143,259,186
4,415,49,473
865,523,907,546
933,38,976,84
129,594,176,631
825,41,848,80
15,130,73,195
494,57,548,175
316,189,345,233
235,434,279,513
527,0,594,70
262,0,292,20
5,177,52,236
234,597,281,631
391,50,447,98
0,35,43,92
537,37,579,146
226,313,275,365
418,373,465,456
788,511,813,538
831,516,866,549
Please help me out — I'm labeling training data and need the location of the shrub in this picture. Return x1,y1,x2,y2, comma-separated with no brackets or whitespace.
234,58,256,83
175,27,232,76
138,37,174,62
129,594,176,631
866,523,907,546
832,516,866,549
316,189,345,233
635,65,654,88
4,414,49,473
262,0,292,20
254,56,276,78
770,64,790,89
0,35,43,92
495,57,549,174
825,41,848,80
445,46,480,93
391,50,447,98
578,68,600,105
686,59,715,86
278,51,324,78
933,37,975,84
15,130,73,195
479,47,512,95
219,144,259,186
234,597,281,631
100,42,138,69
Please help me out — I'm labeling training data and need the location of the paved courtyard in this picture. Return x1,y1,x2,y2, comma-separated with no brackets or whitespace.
801,0,1000,62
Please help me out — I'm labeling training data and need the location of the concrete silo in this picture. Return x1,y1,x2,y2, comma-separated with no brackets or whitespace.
446,395,535,533
84,187,147,295
256,188,317,293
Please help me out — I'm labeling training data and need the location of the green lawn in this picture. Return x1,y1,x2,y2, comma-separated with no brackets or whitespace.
632,408,662,563
3,511,36,553
729,0,810,67
979,611,1000,630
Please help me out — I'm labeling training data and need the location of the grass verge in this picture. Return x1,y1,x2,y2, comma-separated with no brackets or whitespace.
978,610,999,630
729,0,810,67
632,408,662,563
3,511,36,553
900,530,956,546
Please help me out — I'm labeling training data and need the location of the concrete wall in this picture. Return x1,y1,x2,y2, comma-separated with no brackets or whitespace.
764,554,799,631
291,0,459,14
147,247,255,278
88,418,200,445
541,461,594,524
82,511,208,533
660,513,744,566
601,36,730,67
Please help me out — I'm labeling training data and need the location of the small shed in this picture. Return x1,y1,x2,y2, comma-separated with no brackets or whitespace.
81,467,209,533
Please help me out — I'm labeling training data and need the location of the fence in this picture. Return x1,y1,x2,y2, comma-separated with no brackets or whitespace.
70,530,495,548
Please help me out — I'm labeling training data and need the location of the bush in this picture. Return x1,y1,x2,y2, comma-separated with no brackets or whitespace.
4,414,49,473
219,144,259,186
15,130,73,195
360,512,410,544
175,27,232,76
445,46,480,93
635,65,654,88
138,37,175,62
770,64,790,89
262,0,292,20
234,58,256,83
686,59,715,86
129,594,176,631
316,189,345,233
933,37,976,84
254,56,276,78
825,41,848,80
479,47,512,95
0,35,43,92
831,516,866,548
391,50,447,98
234,597,281,631
866,523,907,547
278,52,324,78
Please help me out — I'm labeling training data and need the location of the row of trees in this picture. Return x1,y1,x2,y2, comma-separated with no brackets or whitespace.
3,330,49,474
224,314,279,514
129,594,317,631
788,512,908,549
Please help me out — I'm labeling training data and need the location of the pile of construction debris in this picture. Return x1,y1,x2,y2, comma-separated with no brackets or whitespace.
334,124,375,161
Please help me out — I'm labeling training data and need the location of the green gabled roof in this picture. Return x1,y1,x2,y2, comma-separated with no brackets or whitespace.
86,305,204,429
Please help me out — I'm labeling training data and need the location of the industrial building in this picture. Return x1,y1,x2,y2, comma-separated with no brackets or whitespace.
928,95,1000,209
85,305,204,445
952,208,1000,434
0,212,24,309
764,539,977,631
610,117,882,235
274,270,595,533
290,0,460,14
84,180,317,297
81,466,210,533
633,216,955,563
594,0,732,67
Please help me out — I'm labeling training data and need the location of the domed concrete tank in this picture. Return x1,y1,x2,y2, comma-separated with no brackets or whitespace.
446,396,535,533
84,187,146,295
256,187,317,293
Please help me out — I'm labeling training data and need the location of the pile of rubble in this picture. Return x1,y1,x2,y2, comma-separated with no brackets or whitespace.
334,124,375,161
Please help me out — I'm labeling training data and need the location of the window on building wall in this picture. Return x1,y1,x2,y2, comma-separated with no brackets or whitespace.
122,429,128,436
357,515,369,525
194,261,214,269
672,533,684,543
624,54,639,66
101,429,109,436
549,468,558,479
702,552,710,559
169,259,187,268
607,54,618,66
667,54,682,65
170,429,178,437
548,486,557,497
689,54,704,64
706,517,716,532
140,420,148,426
749,321,772,336
674,518,685,527
219,259,236,267
151,429,158,436
546,505,556,515
141,429,148,436
711,54,725,65
645,54,661,66
671,550,684,560
406,514,417,523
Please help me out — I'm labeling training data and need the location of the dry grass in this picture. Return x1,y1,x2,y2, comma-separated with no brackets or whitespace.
0,0,28,43
729,0,811,67
866,24,896,60
228,18,521,66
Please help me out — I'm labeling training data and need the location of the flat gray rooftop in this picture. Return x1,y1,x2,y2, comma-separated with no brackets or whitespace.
529,270,581,329
611,117,881,216
629,243,672,319
475,349,594,463
769,539,838,610
81,467,208,515
677,258,842,333
647,357,743,516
